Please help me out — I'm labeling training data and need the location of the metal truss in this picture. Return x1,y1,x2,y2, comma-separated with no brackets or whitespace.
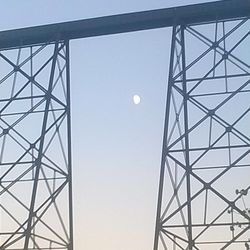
154,17,250,250
0,1,248,250
0,41,73,250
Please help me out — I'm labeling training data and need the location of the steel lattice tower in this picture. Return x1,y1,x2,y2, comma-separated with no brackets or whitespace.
0,41,73,250
153,16,250,250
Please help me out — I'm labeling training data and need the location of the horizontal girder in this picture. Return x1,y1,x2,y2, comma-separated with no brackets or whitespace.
0,0,249,50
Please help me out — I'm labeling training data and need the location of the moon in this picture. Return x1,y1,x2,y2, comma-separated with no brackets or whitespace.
133,94,141,105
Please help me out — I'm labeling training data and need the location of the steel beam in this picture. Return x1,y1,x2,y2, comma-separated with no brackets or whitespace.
0,0,249,50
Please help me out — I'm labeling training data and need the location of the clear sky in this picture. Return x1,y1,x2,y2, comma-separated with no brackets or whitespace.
0,1,241,250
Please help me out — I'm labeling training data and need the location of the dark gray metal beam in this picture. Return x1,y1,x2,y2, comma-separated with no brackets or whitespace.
0,0,249,50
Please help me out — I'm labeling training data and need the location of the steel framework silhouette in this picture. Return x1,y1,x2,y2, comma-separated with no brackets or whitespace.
153,18,250,250
0,0,249,250
0,42,73,249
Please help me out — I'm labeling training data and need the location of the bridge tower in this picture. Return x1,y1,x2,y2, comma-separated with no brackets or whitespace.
0,41,73,250
153,10,250,250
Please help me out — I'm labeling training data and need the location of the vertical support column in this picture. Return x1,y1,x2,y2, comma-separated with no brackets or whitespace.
153,25,177,250
24,41,59,250
180,25,193,249
154,24,195,250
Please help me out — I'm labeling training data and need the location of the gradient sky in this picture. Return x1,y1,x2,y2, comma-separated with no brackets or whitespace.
0,1,236,250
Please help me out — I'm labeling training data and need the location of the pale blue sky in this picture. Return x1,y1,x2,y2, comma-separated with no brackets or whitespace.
0,0,214,30
0,1,227,250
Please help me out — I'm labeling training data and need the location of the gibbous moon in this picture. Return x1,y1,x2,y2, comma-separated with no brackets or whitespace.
133,94,141,104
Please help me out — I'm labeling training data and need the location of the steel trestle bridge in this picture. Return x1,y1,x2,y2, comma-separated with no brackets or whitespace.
0,0,249,249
